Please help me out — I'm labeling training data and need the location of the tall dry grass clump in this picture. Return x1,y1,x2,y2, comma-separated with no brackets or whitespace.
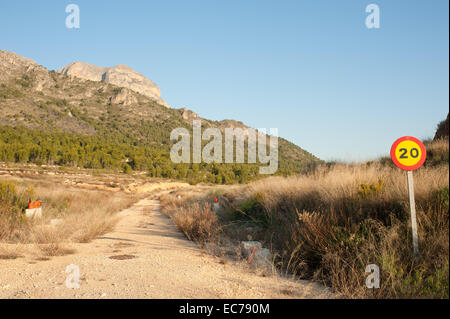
172,203,220,243
425,137,449,166
161,194,221,244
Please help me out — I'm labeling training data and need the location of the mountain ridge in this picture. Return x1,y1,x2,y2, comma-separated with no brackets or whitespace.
0,49,321,183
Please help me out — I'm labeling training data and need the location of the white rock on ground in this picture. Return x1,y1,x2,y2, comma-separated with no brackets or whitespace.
240,241,263,257
240,241,273,269
251,248,272,269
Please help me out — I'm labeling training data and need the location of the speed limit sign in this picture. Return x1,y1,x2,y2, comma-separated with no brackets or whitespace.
391,136,427,259
390,136,426,171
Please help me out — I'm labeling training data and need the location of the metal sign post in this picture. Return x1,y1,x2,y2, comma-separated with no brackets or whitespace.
406,170,419,259
391,136,426,260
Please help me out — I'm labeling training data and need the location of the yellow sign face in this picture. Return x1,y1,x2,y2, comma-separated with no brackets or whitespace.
390,136,426,171
394,140,422,167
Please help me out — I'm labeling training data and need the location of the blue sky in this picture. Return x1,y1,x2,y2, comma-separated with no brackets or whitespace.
0,0,448,161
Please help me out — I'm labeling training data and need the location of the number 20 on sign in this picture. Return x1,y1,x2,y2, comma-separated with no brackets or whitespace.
390,136,427,259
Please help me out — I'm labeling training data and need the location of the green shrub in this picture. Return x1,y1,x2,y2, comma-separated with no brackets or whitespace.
122,163,132,174
0,181,19,206
358,179,384,199
231,193,269,227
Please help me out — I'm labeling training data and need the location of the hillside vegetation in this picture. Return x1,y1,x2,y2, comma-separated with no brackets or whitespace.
0,50,321,184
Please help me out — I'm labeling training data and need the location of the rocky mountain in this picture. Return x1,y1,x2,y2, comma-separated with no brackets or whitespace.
59,62,169,107
0,50,51,92
0,50,321,183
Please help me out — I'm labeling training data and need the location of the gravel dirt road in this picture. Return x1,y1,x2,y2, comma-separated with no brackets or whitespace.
0,196,330,299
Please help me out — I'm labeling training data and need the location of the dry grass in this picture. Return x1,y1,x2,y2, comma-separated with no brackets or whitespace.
232,162,448,298
0,176,138,257
36,243,76,257
426,138,449,165
160,139,449,298
162,198,221,243
69,210,119,243
0,243,24,259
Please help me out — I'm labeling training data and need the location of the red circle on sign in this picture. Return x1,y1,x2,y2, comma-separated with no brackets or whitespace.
390,136,427,171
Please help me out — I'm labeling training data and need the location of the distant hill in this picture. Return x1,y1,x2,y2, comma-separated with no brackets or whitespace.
434,113,449,140
0,50,321,184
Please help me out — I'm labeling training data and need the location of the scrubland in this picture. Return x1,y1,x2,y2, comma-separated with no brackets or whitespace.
161,138,449,298
0,176,137,258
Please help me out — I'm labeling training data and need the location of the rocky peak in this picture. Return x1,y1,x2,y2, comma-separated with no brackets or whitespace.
58,61,169,108
0,50,45,79
0,50,53,91
58,62,104,82
0,50,39,69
